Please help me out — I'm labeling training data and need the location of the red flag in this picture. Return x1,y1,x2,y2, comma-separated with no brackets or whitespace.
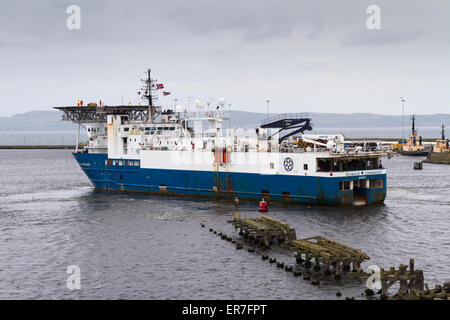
163,91,171,96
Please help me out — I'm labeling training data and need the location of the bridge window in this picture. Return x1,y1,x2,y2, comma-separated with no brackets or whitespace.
318,158,381,172
354,180,367,189
317,159,332,172
304,164,308,170
339,181,351,191
369,179,383,188
376,179,383,188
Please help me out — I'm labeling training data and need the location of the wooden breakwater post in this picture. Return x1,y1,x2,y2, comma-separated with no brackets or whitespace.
421,281,450,300
228,212,369,278
228,216,297,248
346,258,425,298
225,212,447,299
379,259,425,297
285,236,370,278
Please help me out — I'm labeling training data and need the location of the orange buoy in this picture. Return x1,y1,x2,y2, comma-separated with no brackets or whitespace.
258,198,268,212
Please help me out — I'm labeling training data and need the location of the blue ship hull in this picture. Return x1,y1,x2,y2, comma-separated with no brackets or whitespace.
74,153,386,206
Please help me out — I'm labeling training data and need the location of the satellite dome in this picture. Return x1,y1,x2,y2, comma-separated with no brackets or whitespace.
176,105,184,113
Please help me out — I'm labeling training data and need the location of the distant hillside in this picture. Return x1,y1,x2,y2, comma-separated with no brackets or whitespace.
1,110,450,131
0,110,79,131
230,111,450,129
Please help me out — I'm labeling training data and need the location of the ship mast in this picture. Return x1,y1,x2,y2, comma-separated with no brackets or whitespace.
411,115,415,135
141,68,156,123
442,124,445,140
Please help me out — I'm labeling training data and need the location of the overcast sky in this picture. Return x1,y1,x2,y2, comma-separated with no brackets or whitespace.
0,0,449,117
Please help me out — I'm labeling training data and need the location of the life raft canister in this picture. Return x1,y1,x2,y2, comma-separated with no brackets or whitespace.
258,199,268,212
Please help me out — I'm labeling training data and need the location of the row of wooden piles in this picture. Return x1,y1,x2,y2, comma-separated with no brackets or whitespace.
226,213,449,300
228,215,297,247
347,259,450,299
285,236,369,278
229,214,368,278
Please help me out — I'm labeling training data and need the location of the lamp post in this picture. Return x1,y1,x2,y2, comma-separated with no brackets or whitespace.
400,97,405,144
228,103,232,130
266,100,270,120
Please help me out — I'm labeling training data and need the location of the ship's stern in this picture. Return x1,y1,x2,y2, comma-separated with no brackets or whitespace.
316,171,386,206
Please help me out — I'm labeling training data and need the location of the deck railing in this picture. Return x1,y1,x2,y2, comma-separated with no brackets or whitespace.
260,113,310,126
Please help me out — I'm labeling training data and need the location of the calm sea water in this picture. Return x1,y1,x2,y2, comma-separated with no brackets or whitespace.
0,131,87,146
0,149,449,299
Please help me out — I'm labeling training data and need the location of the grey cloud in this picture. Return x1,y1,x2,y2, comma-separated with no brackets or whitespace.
2,0,447,47
164,0,450,47
164,0,329,43
341,30,425,46
0,34,42,48
0,0,450,117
